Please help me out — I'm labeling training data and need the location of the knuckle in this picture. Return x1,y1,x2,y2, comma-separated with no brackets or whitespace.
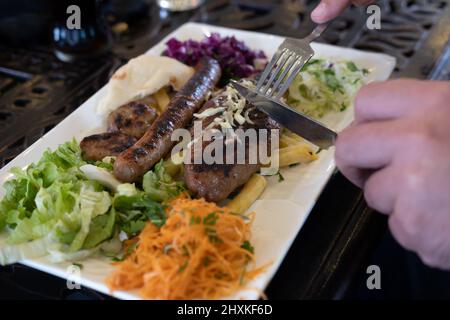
390,210,421,244
402,168,426,195
354,84,373,121
418,251,442,269
405,127,435,153
417,236,450,270
388,216,412,250
401,213,421,239
363,177,379,210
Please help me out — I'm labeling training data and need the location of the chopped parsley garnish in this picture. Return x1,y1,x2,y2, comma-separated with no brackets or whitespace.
346,61,359,72
203,212,219,226
111,256,124,262
189,216,202,225
277,171,285,182
205,227,222,243
178,261,188,273
241,240,254,254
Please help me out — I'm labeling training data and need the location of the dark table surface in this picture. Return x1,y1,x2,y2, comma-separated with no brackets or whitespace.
0,0,450,300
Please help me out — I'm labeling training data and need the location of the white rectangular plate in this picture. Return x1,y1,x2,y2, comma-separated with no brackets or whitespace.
0,22,396,300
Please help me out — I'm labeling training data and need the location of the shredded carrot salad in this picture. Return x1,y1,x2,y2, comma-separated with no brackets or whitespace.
106,195,263,299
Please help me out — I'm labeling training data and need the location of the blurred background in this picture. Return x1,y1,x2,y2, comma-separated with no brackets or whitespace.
0,0,450,300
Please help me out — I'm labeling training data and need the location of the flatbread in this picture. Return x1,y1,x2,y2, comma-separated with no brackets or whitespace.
97,55,194,115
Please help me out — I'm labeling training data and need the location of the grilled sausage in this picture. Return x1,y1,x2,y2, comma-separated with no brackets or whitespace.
183,99,279,202
80,132,137,161
113,57,221,182
107,101,158,139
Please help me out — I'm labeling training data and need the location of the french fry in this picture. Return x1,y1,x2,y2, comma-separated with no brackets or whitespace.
170,150,185,165
283,130,304,141
283,129,320,152
227,174,267,214
278,144,317,167
262,143,316,168
163,157,182,177
280,134,299,148
154,87,170,111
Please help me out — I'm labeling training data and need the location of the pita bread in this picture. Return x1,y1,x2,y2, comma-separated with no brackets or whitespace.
97,55,194,115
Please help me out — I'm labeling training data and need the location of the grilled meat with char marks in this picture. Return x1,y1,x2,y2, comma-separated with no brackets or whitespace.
184,94,279,202
113,57,221,182
80,132,137,161
107,101,158,139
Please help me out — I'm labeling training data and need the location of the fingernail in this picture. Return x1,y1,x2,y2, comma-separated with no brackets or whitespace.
311,2,327,20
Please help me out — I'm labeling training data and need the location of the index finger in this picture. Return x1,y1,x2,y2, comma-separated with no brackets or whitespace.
311,0,375,23
354,79,450,124
335,119,402,170
311,0,351,23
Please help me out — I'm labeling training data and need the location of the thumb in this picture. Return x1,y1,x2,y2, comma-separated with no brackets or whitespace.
311,0,351,23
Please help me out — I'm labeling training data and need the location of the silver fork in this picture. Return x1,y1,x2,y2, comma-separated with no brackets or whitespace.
256,23,329,100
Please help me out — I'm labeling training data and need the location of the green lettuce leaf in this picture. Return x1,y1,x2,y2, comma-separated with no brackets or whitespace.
114,194,165,236
116,183,139,197
39,138,85,170
0,211,5,231
83,207,116,249
142,161,185,202
0,236,50,265
0,139,116,264
66,183,112,252
88,156,116,172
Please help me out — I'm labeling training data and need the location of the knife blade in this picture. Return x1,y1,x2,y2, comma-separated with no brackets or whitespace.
231,80,337,149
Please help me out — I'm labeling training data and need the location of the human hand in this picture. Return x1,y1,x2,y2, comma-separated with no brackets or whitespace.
335,79,450,270
311,0,376,23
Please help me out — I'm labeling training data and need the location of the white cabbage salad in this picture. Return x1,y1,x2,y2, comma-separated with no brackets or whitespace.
286,59,369,118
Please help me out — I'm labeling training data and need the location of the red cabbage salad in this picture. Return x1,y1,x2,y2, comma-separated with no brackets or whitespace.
163,33,267,85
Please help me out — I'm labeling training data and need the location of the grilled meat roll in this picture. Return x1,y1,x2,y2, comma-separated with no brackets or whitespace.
80,132,137,161
107,101,158,139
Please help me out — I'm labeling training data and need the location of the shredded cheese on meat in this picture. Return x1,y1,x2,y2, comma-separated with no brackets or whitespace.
194,80,256,130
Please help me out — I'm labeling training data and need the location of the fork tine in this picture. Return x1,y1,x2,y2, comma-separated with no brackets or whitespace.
259,49,290,93
260,50,293,95
256,47,286,89
255,24,327,100
268,53,298,98
275,56,307,99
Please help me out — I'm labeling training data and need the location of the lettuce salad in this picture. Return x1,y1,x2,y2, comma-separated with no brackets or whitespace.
286,59,369,118
0,140,184,265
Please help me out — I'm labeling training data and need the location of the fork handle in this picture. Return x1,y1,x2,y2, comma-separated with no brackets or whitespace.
303,23,329,43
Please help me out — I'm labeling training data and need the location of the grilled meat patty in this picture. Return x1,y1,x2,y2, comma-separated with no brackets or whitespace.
80,132,137,161
113,57,221,182
107,101,158,139
184,96,280,202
